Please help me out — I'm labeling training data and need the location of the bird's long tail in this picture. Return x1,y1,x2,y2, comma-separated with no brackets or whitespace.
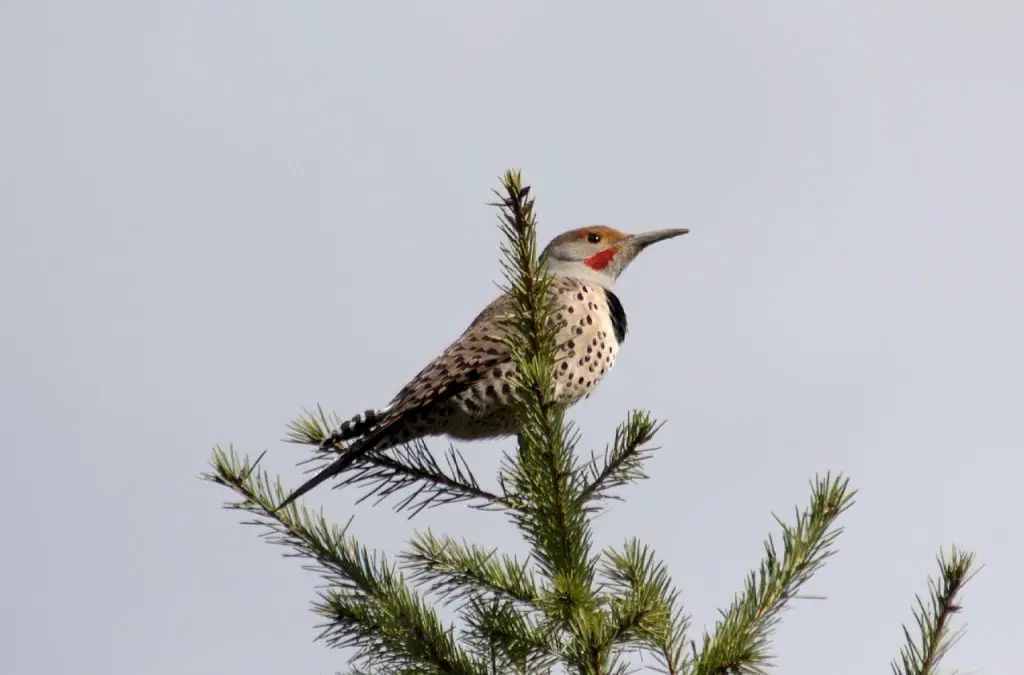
275,438,372,511
323,407,389,446
276,405,397,511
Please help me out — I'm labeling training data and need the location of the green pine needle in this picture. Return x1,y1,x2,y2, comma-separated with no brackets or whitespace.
692,473,855,675
891,547,977,675
402,531,540,608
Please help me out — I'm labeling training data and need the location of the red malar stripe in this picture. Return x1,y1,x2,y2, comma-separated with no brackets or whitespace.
584,247,617,270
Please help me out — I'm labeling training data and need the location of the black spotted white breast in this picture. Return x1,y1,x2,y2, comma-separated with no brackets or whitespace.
364,276,629,447
551,277,628,404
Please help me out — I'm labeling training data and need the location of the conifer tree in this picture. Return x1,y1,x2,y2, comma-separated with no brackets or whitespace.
205,171,976,674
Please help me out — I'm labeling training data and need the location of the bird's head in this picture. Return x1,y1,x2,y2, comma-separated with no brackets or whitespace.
541,225,689,288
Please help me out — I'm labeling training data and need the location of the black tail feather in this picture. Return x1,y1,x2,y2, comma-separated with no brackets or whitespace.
276,438,377,511
321,408,386,447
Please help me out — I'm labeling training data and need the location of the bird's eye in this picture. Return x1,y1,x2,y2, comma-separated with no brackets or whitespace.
587,232,602,244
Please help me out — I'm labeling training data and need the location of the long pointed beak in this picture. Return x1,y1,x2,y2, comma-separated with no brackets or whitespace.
624,228,690,251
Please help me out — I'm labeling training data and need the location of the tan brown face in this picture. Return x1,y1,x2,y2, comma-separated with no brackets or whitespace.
545,226,631,271
549,226,629,249
542,225,689,287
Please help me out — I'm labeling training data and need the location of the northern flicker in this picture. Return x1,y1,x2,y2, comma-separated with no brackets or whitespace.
277,226,688,509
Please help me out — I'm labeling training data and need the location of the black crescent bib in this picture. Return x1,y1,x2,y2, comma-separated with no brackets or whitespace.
604,289,628,344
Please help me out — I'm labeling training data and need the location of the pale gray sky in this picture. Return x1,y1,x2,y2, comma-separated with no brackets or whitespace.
2,2,1021,674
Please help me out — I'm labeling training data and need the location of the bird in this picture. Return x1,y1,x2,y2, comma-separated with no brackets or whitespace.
277,225,688,510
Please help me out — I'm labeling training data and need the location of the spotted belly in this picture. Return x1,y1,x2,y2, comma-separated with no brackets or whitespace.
551,281,621,403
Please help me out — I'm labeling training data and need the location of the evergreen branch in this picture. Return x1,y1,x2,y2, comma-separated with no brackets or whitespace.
600,539,691,674
462,597,564,674
505,421,595,609
286,408,514,516
494,171,599,630
284,405,338,447
577,411,662,511
489,173,554,364
402,531,540,608
340,669,442,675
462,601,526,675
891,546,977,675
557,612,626,675
692,473,855,675
318,583,483,675
340,442,515,516
202,446,485,675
